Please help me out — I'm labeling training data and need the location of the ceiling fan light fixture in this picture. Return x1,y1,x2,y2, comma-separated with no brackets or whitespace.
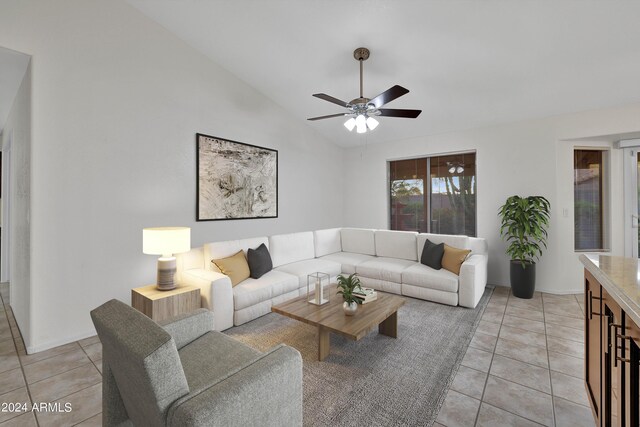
366,116,379,130
355,114,367,133
447,162,465,174
344,117,356,131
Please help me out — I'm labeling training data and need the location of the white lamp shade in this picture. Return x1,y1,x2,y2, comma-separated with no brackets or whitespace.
344,117,356,131
143,227,191,256
366,116,379,130
355,115,366,134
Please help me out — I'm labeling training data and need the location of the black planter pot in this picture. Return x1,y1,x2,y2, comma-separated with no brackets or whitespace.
510,260,536,299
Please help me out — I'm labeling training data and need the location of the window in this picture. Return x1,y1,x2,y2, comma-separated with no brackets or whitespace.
390,159,426,232
574,149,604,250
389,152,476,236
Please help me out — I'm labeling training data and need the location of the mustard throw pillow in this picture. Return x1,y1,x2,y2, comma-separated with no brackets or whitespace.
211,250,250,287
441,244,471,275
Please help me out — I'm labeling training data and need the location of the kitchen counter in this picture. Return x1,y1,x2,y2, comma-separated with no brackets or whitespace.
580,254,640,327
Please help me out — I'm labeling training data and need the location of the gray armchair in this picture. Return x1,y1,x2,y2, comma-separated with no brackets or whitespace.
90,299,303,426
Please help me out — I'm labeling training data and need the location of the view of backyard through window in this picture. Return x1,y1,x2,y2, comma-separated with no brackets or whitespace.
574,149,603,251
389,153,476,236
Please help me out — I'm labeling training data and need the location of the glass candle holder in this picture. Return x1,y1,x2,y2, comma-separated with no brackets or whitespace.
307,272,330,305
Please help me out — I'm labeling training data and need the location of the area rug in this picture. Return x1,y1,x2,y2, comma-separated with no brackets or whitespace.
226,287,493,427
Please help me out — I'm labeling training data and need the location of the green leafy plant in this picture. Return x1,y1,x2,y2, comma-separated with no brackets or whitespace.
336,273,364,305
498,195,551,266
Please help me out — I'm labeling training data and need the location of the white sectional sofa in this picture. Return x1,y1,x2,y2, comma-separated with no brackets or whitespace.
178,228,488,331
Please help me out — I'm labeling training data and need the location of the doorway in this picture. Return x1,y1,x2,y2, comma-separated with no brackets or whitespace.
622,141,640,257
1,139,9,281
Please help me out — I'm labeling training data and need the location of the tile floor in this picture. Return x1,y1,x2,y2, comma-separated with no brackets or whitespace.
0,283,594,427
0,284,102,426
435,285,594,427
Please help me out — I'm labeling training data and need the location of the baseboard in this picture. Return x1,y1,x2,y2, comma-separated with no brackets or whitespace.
535,288,584,295
488,283,584,295
26,329,97,355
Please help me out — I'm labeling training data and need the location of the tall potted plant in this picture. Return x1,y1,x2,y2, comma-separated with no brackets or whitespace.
498,195,551,299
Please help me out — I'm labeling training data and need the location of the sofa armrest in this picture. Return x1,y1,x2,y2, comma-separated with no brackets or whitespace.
167,345,303,427
458,254,488,308
181,269,234,331
159,309,214,350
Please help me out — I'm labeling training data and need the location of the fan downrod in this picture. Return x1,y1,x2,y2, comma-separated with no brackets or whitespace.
353,47,370,100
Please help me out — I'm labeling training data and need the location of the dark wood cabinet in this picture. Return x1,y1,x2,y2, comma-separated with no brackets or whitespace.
585,269,602,425
602,288,623,426
585,269,640,427
623,314,640,427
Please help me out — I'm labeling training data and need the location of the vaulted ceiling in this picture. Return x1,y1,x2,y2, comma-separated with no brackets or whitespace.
127,0,640,147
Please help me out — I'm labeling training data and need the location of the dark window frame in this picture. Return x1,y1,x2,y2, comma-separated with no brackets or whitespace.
574,149,605,251
388,152,477,237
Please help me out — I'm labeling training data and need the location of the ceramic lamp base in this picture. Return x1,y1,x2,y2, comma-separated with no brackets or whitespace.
157,257,177,291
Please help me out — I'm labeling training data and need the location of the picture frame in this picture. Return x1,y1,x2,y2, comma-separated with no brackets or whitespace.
196,133,278,221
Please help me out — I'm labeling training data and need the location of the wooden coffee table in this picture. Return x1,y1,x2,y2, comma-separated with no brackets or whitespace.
271,286,406,361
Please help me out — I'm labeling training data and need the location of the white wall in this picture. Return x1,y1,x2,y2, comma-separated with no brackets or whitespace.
344,104,640,294
0,63,31,343
0,0,344,352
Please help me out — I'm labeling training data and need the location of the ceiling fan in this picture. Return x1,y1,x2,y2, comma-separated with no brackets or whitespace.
308,47,422,134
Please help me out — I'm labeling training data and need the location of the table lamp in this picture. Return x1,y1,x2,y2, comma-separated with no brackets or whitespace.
143,227,191,290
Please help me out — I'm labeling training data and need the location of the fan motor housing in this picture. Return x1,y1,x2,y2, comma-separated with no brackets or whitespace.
349,97,370,106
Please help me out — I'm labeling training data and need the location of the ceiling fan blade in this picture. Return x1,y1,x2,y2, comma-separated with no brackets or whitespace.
378,108,422,118
312,93,350,108
368,85,410,109
307,113,347,121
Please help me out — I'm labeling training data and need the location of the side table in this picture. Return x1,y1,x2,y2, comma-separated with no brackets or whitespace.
131,284,201,322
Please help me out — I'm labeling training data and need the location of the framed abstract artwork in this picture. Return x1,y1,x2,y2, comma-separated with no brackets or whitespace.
196,133,278,221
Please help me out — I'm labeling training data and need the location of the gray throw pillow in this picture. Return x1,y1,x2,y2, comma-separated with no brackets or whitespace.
421,239,444,270
247,243,273,279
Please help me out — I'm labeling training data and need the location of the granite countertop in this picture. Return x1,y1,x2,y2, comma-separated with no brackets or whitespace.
580,254,640,326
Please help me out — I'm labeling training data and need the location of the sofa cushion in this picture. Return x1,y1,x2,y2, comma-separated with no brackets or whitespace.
212,250,250,286
275,259,342,287
233,270,298,310
420,239,444,270
375,230,418,261
269,232,315,268
341,228,376,256
205,237,269,272
179,331,261,392
313,228,342,257
417,233,469,260
356,257,416,283
247,243,273,279
402,263,459,293
442,244,471,275
319,252,375,274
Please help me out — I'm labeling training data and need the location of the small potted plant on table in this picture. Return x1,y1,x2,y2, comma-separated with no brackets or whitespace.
337,273,363,316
